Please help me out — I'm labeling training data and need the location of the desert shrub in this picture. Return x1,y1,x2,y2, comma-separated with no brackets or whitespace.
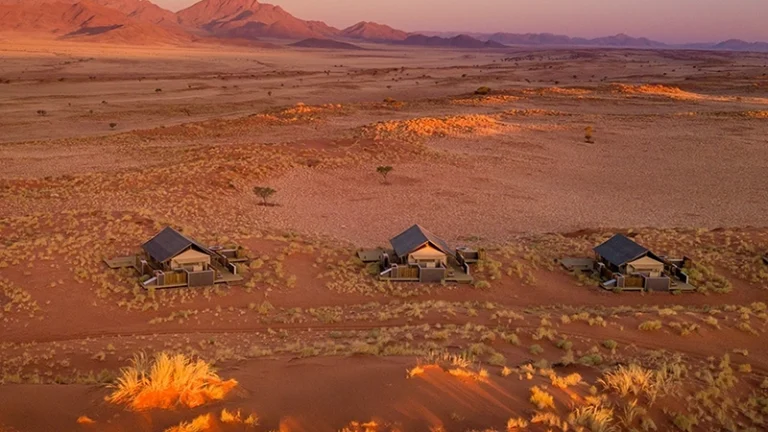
602,339,618,350
502,332,520,345
579,354,604,366
672,413,698,432
530,386,555,409
475,86,491,95
108,352,237,410
530,344,544,355
488,352,506,366
474,280,491,289
638,320,663,331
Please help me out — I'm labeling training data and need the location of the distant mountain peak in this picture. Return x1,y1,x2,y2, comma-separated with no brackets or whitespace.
341,20,407,41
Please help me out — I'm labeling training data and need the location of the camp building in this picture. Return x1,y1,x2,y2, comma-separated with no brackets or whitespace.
593,234,669,291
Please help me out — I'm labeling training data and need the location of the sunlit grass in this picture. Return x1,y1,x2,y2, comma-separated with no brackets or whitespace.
107,352,237,410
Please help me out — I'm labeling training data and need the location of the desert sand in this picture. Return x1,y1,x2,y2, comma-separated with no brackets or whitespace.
1,38,768,432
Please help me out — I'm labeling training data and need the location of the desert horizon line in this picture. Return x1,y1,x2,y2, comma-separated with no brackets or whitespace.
153,0,768,45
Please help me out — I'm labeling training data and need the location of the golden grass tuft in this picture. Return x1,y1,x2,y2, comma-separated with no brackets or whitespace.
107,352,237,410
164,414,212,432
530,385,555,410
76,415,95,424
506,417,529,430
407,365,426,378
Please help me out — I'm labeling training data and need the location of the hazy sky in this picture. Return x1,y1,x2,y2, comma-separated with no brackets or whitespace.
157,0,768,43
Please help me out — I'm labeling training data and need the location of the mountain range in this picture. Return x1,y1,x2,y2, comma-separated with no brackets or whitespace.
0,0,766,52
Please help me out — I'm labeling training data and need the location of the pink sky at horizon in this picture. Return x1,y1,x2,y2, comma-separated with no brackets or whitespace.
156,0,768,44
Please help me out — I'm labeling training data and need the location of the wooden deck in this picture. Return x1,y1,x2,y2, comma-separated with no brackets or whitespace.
104,256,135,269
210,261,243,283
357,249,384,263
560,257,595,271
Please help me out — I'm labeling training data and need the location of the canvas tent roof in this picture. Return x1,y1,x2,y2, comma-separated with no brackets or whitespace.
594,234,656,267
628,256,664,268
390,225,454,258
142,227,211,263
171,249,211,265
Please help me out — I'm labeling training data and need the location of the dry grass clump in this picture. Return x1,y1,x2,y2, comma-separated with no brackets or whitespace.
550,373,583,389
506,417,529,430
165,414,212,432
568,402,616,432
360,114,504,141
107,352,237,410
220,409,259,426
638,320,663,331
530,386,555,410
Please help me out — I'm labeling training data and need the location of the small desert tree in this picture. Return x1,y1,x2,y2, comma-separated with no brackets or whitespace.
376,166,393,184
253,186,276,206
585,126,595,143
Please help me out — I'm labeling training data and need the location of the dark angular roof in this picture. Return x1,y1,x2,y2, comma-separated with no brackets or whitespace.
142,227,210,263
389,224,454,258
593,234,650,267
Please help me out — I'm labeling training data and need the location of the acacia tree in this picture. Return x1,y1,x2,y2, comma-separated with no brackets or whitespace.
253,186,277,206
376,166,393,184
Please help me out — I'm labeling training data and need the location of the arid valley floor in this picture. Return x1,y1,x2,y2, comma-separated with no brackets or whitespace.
1,39,768,432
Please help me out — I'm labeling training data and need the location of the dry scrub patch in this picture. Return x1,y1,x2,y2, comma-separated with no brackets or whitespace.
359,114,508,141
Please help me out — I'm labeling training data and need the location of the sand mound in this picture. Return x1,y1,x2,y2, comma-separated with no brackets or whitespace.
360,114,504,141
